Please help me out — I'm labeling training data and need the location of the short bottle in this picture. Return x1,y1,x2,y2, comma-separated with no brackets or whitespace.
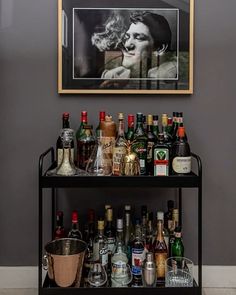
153,133,170,176
172,126,191,174
152,211,168,286
68,210,83,240
56,112,74,166
54,211,66,239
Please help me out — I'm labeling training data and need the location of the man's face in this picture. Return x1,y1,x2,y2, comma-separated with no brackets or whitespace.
122,22,154,69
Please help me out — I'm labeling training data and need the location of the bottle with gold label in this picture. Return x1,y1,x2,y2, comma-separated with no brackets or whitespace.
152,211,168,286
112,113,127,176
146,114,157,175
161,113,172,148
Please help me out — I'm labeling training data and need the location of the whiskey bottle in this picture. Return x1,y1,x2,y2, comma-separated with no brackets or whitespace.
68,210,83,240
54,211,66,239
146,115,157,175
112,113,127,176
132,113,148,175
126,114,135,142
153,133,170,176
56,112,74,166
172,126,191,174
153,211,168,286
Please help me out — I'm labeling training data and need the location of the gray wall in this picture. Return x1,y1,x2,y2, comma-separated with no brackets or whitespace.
0,0,236,266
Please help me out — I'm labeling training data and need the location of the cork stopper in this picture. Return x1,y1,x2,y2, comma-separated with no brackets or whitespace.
162,114,168,127
147,114,153,125
157,211,164,221
98,220,104,230
118,112,124,120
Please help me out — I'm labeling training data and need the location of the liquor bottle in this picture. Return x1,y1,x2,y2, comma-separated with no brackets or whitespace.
116,218,124,246
93,219,109,269
146,115,157,175
161,113,173,147
76,111,88,164
54,211,66,239
141,205,148,247
146,212,154,252
153,133,171,176
77,125,95,170
169,209,179,256
152,115,159,137
124,205,133,262
170,112,178,139
153,211,168,286
167,117,173,134
56,112,75,166
95,111,106,137
112,113,127,176
104,208,116,255
68,210,83,239
171,226,184,258
83,209,95,287
104,204,112,228
158,211,170,252
172,126,191,174
126,114,135,142
130,219,145,287
142,115,147,132
164,200,174,232
132,113,148,175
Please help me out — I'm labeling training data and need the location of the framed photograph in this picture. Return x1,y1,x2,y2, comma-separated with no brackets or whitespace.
58,0,194,94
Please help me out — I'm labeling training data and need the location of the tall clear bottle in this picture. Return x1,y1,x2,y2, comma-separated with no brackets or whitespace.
132,113,148,175
112,113,127,176
152,211,168,286
124,205,133,263
56,112,74,166
93,220,109,269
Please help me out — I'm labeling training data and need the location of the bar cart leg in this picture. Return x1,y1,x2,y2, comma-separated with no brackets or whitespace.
38,186,43,295
178,187,182,227
198,178,202,294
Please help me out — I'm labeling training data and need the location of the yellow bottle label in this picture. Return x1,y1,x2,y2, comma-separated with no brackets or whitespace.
155,253,168,278
112,146,126,175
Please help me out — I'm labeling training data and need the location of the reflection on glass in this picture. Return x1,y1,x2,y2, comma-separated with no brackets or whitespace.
88,263,107,287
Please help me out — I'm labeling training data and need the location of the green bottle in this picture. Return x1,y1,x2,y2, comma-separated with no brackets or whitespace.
152,115,159,137
171,226,184,258
126,114,135,142
132,113,148,175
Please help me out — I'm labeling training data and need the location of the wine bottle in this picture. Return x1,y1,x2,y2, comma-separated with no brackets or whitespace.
126,114,135,142
172,126,191,174
76,111,88,164
54,211,66,239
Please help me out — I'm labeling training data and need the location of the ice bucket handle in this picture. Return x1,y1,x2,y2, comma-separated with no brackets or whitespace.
42,254,48,271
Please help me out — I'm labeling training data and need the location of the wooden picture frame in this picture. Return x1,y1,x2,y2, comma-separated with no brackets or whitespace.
58,0,194,94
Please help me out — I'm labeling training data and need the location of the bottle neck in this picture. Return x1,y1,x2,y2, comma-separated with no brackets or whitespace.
118,119,125,137
125,212,131,227
63,118,70,129
157,220,164,241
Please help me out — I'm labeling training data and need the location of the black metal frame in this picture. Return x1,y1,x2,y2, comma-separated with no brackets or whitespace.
38,147,202,295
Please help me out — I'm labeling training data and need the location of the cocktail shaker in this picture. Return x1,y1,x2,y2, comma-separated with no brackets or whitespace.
142,252,157,287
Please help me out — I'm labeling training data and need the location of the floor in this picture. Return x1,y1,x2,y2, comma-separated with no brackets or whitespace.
0,289,236,295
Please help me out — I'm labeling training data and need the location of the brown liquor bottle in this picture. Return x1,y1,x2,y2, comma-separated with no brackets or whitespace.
153,211,168,286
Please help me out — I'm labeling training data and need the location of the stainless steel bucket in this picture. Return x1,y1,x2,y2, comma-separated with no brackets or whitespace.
43,238,87,287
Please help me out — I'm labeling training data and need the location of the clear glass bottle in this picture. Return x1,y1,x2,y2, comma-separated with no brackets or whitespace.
56,128,77,176
112,113,127,176
132,113,148,175
93,220,109,269
164,200,174,232
86,131,112,176
68,210,83,240
146,212,154,252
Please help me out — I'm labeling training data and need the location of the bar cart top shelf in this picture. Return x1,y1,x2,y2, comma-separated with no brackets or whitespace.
39,147,202,188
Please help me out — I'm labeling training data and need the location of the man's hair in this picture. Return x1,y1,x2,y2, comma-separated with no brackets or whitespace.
130,11,172,51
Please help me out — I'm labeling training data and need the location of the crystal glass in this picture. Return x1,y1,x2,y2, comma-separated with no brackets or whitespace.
165,257,193,287
111,263,132,287
86,132,112,176
88,263,107,287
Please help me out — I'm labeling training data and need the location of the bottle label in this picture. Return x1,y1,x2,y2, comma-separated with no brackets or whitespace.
99,247,108,266
147,141,154,162
93,242,99,262
57,148,74,166
154,148,169,176
101,136,116,155
132,142,147,174
155,253,167,278
107,237,116,254
112,260,127,276
172,156,191,173
132,248,144,275
112,146,126,175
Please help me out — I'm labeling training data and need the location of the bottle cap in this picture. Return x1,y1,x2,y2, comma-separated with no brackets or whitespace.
153,115,158,121
72,210,78,223
136,113,143,122
178,127,185,138
99,111,106,121
116,218,123,230
57,210,63,217
147,114,153,125
105,115,113,122
88,209,95,222
63,112,69,118
157,211,164,220
105,204,111,210
168,117,173,125
125,205,131,211
162,114,168,127
81,111,87,122
118,112,124,120
107,208,113,221
98,220,104,230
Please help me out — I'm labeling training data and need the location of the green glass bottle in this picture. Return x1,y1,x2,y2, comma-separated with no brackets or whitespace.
153,133,170,176
132,113,148,175
126,114,135,142
152,115,159,137
171,226,184,258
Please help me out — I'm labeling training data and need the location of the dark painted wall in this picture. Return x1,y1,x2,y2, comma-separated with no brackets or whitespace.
0,0,236,265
